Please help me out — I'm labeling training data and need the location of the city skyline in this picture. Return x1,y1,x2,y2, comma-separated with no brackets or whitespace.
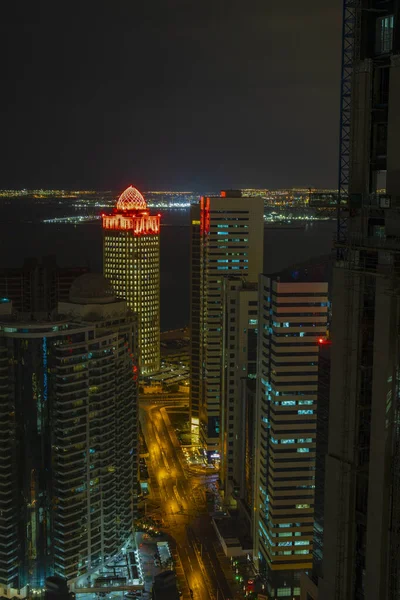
2,1,400,599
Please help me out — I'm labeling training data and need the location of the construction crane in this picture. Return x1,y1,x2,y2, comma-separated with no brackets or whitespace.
334,1,361,599
337,0,361,254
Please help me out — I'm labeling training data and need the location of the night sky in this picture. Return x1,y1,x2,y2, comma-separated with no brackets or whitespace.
2,0,342,191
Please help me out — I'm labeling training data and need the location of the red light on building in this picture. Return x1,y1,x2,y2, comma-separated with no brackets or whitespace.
200,197,210,234
221,191,227,197
102,185,160,234
246,579,254,592
116,186,147,211
102,213,160,234
318,337,332,346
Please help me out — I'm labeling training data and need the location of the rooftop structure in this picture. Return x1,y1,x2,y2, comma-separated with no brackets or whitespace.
116,186,147,212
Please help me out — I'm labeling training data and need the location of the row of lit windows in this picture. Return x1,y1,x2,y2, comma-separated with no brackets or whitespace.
105,237,159,242
104,248,158,253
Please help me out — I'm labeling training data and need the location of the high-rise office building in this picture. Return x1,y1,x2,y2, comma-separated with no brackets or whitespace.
103,186,160,375
312,3,400,599
189,191,263,461
221,279,258,518
0,274,138,597
0,256,88,313
300,343,330,600
253,270,328,599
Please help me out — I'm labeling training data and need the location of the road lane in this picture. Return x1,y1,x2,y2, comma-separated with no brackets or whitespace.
140,405,213,600
140,405,235,600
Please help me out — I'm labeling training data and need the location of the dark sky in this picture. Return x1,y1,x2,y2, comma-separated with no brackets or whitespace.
2,0,342,191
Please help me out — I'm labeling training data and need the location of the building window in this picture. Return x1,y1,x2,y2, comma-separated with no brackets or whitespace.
376,15,394,54
277,589,291,597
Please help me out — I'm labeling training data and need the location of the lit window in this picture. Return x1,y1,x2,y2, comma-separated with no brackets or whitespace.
376,15,394,54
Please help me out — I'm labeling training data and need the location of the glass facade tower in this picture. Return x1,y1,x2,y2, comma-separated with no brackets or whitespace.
0,275,138,597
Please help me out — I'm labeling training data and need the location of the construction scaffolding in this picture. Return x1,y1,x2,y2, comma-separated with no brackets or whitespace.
337,0,361,252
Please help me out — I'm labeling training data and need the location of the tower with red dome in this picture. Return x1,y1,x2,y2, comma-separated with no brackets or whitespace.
103,186,160,374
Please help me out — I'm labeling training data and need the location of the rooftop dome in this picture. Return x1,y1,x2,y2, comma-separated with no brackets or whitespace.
116,186,147,211
69,274,116,304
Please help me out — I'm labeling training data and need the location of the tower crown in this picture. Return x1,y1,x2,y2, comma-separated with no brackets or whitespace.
116,186,147,211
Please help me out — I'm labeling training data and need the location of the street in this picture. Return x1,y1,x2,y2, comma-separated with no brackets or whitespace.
139,404,234,600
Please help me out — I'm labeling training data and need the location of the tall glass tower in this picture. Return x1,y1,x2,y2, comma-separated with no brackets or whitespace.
0,274,138,597
103,186,160,375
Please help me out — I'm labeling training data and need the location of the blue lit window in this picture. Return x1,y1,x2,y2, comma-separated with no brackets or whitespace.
376,15,394,54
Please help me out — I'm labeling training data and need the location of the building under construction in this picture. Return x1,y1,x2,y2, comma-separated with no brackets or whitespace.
301,1,400,599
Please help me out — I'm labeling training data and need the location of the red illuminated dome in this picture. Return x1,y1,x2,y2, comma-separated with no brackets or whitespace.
116,186,147,211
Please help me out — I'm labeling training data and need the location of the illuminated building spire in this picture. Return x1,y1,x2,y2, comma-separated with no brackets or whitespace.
116,186,147,212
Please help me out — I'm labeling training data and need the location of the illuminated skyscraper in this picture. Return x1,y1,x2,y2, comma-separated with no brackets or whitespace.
103,186,160,375
0,274,138,596
253,269,328,599
190,190,263,461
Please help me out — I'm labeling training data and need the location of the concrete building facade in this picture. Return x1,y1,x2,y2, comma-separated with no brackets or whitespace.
0,256,88,314
189,191,263,461
221,279,258,519
307,3,400,600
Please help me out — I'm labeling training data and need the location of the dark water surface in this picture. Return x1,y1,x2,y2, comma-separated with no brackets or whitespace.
0,208,336,330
